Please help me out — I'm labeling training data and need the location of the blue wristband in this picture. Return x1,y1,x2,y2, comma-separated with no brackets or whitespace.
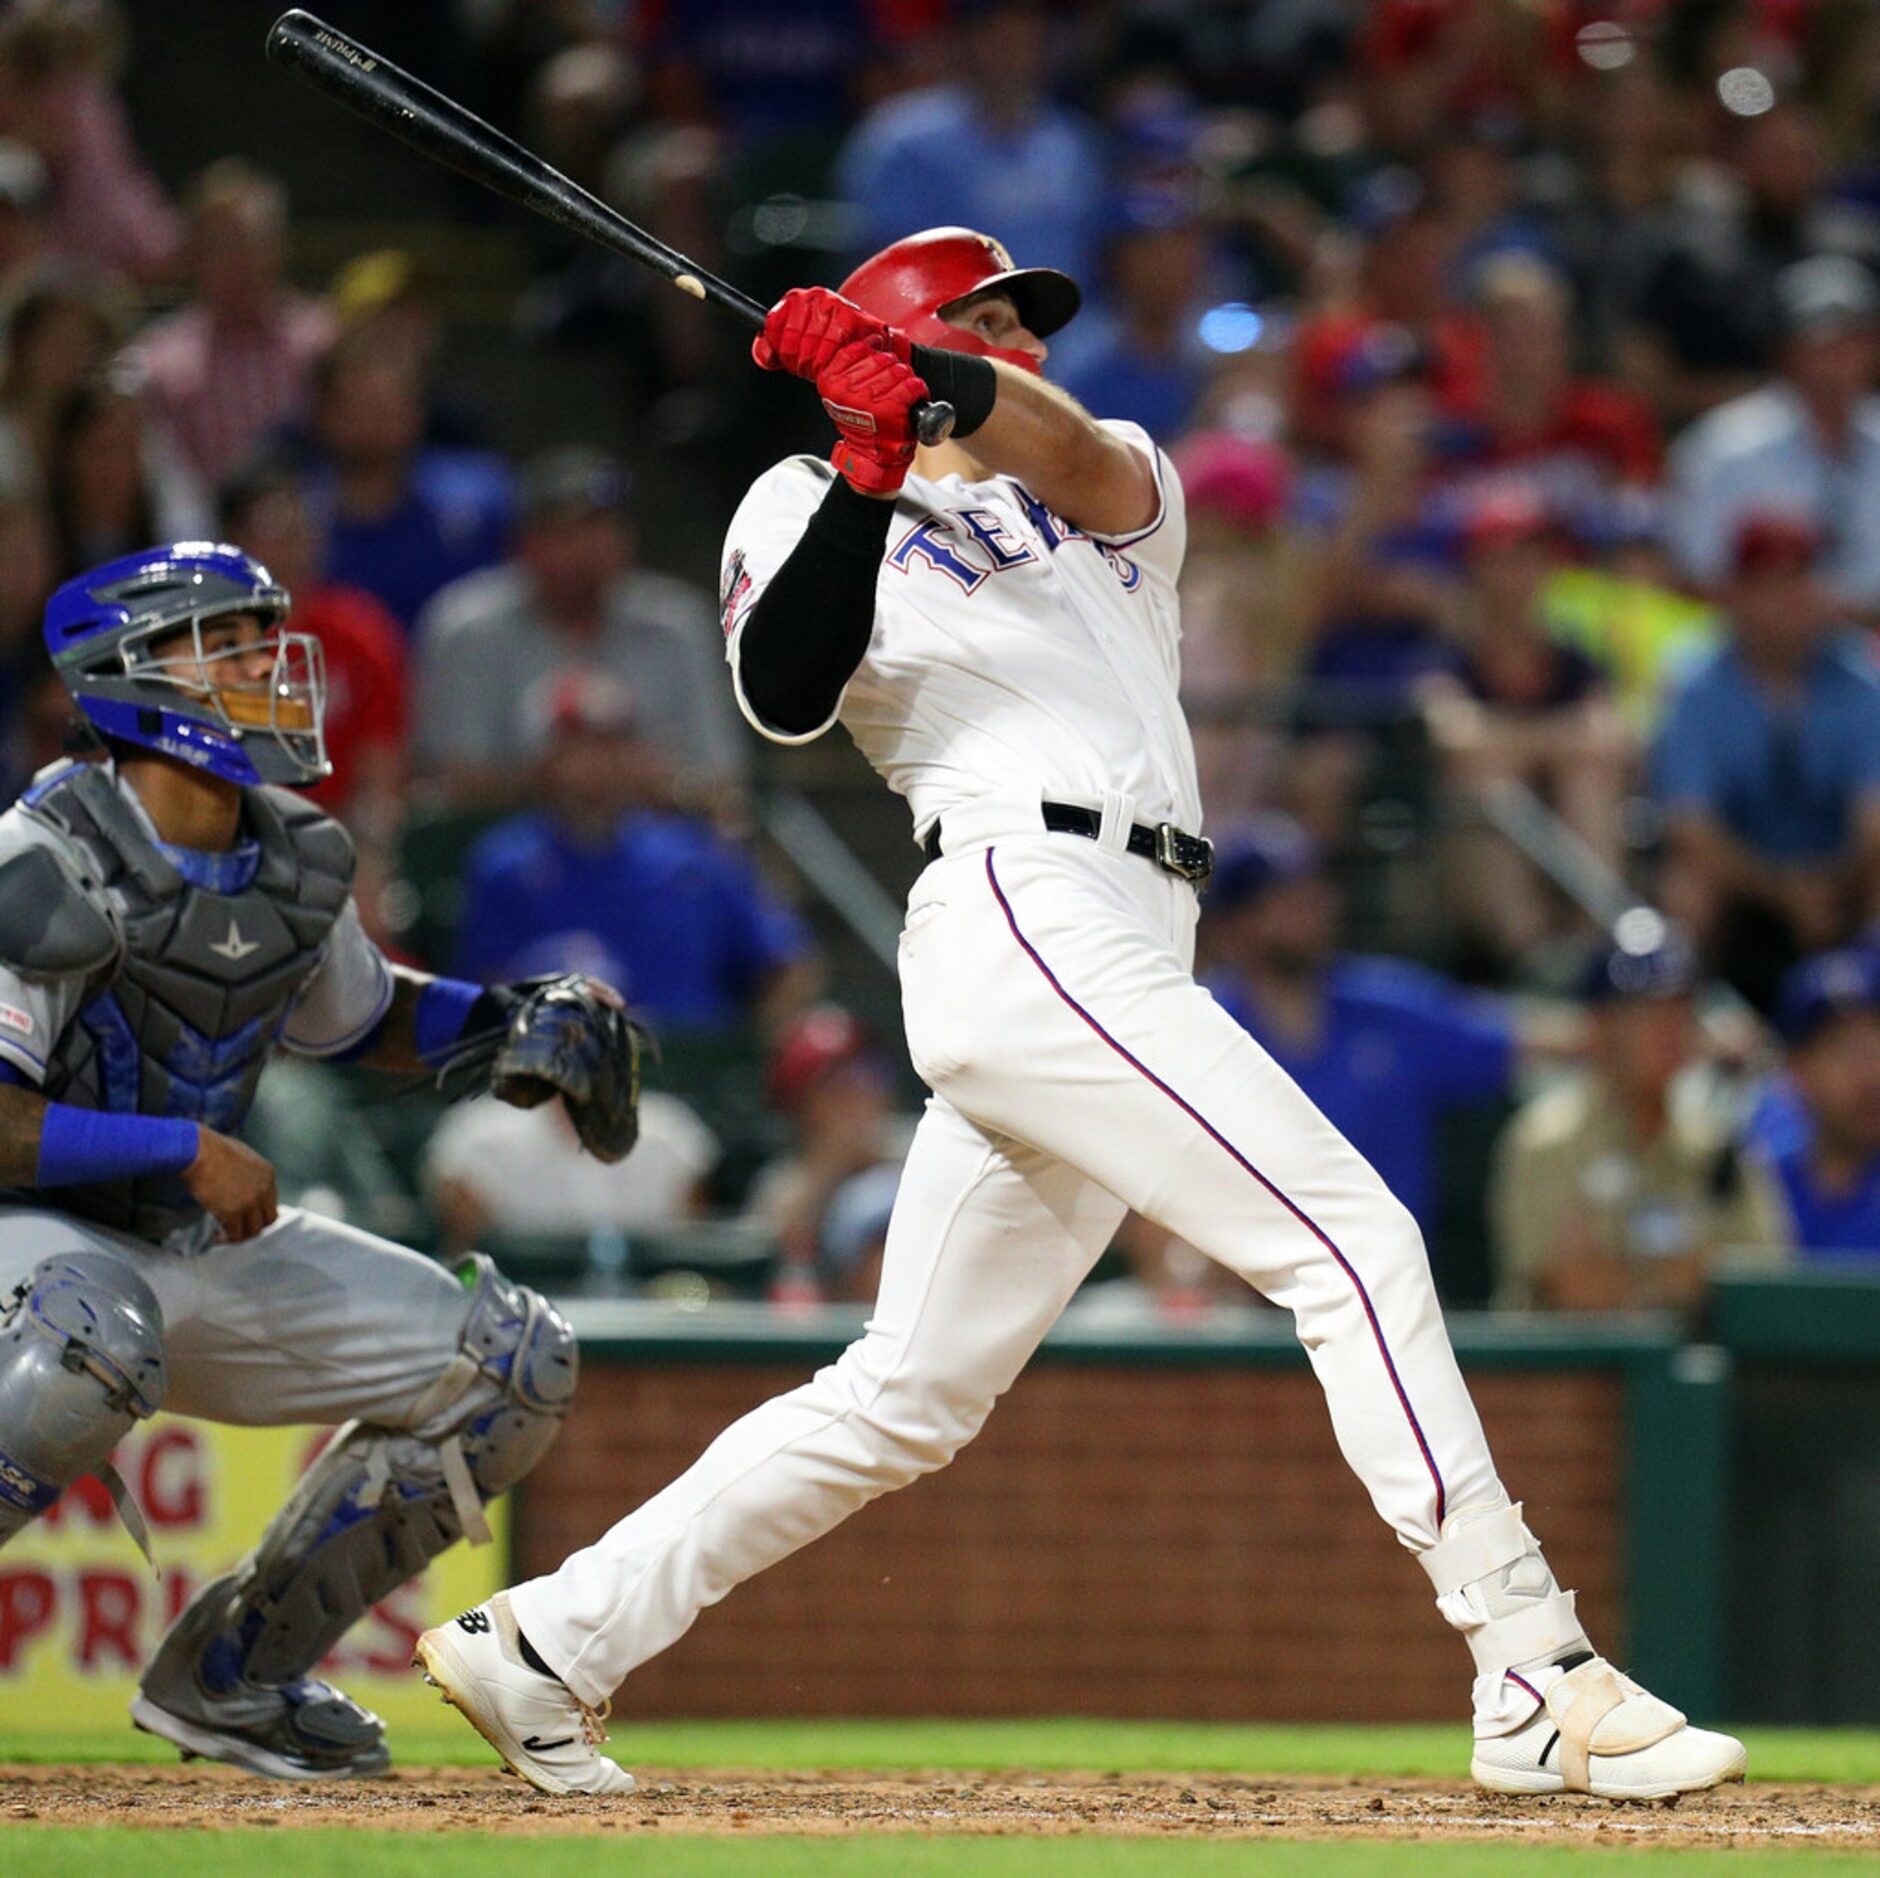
414,977,488,1068
36,1105,200,1187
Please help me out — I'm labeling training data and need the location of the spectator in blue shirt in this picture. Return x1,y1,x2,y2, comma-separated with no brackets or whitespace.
832,0,1105,286
1289,327,1467,717
647,0,880,148
300,330,512,631
1760,948,1880,1259
1653,509,1880,1010
456,668,820,1037
1200,815,1517,1235
1665,258,1880,615
1049,181,1211,444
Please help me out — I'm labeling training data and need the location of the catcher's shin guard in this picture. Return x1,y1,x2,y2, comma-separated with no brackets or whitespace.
135,1258,576,1776
0,1252,165,1552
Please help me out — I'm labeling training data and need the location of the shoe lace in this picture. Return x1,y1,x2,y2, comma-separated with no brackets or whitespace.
579,1695,612,1747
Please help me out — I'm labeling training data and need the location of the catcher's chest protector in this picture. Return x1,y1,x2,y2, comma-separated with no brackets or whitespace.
26,763,355,1240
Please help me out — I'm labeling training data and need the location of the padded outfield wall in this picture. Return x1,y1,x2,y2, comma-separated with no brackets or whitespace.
519,1302,1736,1722
7,1273,1873,1733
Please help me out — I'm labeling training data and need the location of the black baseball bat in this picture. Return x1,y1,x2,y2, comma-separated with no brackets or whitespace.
264,10,954,446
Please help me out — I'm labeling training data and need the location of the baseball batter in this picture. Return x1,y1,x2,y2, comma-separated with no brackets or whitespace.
0,543,642,1777
419,229,1745,1802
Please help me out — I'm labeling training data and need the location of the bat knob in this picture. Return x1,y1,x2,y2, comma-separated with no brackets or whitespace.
914,400,955,450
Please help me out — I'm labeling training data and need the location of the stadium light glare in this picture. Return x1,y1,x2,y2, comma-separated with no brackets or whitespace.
1198,303,1264,354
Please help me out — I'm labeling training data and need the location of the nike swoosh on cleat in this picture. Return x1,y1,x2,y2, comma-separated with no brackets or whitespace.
521,1735,576,1752
1541,1729,1561,1770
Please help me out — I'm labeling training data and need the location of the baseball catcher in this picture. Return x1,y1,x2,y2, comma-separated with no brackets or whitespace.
0,542,640,1777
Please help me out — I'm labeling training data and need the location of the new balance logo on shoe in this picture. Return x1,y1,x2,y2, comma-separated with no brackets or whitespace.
455,1608,492,1634
522,1735,576,1753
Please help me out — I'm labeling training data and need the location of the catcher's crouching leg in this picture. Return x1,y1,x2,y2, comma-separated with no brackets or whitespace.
0,1251,166,1548
133,1256,577,1780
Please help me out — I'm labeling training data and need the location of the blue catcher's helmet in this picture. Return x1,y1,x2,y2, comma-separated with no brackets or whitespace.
43,542,329,787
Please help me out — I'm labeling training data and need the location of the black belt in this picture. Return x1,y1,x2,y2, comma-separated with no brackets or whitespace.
921,801,1214,885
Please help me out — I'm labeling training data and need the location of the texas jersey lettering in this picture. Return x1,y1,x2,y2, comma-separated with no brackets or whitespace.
723,426,1194,849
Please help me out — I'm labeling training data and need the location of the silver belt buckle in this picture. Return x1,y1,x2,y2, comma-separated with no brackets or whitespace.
1154,822,1213,883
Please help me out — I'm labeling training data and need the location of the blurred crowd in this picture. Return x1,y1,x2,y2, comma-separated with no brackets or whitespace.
4,0,1880,1316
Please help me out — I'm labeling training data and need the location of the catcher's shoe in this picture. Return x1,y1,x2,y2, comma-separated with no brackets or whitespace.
414,1593,635,1796
1471,1655,1746,1800
132,1574,389,1779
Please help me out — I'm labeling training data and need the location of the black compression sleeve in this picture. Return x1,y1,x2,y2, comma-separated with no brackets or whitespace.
737,473,894,736
910,344,998,437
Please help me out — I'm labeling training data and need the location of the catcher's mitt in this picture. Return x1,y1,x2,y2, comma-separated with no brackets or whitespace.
439,974,648,1163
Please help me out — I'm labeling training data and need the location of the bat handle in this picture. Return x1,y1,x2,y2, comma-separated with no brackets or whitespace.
914,400,956,449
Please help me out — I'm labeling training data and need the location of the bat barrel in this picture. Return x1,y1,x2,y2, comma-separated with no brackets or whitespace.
266,11,764,324
266,11,952,439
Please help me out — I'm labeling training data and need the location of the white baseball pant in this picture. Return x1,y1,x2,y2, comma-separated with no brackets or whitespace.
511,831,1510,1707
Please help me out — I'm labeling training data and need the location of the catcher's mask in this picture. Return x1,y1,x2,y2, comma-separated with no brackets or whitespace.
43,542,330,787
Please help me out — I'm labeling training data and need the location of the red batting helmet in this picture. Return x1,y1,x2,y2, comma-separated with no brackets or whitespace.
839,227,1081,372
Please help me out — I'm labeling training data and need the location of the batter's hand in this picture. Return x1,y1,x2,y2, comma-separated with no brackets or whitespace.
753,286,910,379
820,337,930,496
185,1127,279,1243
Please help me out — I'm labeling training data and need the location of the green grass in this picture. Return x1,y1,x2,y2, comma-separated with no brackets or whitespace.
3,1835,1879,1877
2,1719,1876,1784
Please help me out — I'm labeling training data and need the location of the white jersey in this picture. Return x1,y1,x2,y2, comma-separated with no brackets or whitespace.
721,421,1201,841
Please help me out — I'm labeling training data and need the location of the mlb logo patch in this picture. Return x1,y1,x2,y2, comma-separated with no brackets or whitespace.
720,549,754,640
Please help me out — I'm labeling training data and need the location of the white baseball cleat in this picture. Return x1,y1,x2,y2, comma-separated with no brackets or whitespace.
1471,1656,1746,1800
413,1592,635,1796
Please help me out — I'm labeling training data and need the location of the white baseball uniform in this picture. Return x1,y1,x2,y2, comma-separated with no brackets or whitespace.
508,427,1515,1709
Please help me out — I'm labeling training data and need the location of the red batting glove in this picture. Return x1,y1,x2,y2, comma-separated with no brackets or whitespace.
818,337,929,497
753,286,911,379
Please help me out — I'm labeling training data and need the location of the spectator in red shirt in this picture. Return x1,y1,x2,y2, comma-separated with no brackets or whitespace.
1292,195,1489,456
1359,0,1543,151
218,454,409,840
1446,254,1663,529
131,159,334,489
